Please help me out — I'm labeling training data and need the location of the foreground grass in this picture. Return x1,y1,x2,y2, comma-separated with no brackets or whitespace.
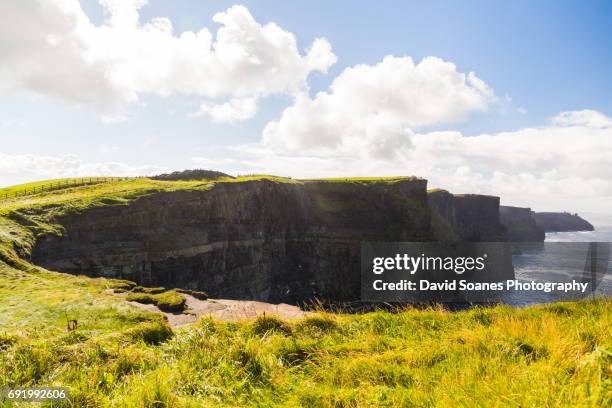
0,264,610,407
0,263,159,337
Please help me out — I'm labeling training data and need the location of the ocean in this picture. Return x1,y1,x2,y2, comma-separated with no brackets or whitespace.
545,226,612,242
506,225,612,306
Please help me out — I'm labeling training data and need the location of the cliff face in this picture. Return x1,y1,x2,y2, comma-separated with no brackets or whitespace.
428,190,457,241
533,212,594,232
499,206,545,242
428,191,507,242
31,179,432,303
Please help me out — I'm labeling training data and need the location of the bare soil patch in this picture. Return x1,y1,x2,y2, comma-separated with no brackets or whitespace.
126,293,307,327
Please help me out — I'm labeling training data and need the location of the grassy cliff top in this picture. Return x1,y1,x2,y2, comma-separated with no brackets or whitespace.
0,178,106,195
301,176,422,183
0,175,424,215
0,175,301,214
427,188,449,194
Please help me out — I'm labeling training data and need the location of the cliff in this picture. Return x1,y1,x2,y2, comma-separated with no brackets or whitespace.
428,190,507,242
499,206,545,242
31,177,433,303
533,212,595,232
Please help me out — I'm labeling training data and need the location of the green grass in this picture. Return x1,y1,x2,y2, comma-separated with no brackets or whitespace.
0,175,308,219
0,263,161,337
0,177,110,194
301,176,422,184
126,290,187,313
0,178,208,215
133,286,168,295
0,262,610,407
427,188,449,194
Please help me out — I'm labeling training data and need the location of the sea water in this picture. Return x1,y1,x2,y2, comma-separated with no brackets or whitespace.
545,226,612,243
505,225,612,306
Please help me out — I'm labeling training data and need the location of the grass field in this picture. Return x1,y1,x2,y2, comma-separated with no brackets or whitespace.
0,176,610,407
0,178,83,195
0,260,610,407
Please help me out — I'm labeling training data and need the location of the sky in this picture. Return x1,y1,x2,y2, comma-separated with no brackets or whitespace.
1,0,612,216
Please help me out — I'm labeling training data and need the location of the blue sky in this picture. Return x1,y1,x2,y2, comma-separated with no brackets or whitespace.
1,0,612,215
83,0,612,132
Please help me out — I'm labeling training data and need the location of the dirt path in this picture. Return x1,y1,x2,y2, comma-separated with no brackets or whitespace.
126,294,308,327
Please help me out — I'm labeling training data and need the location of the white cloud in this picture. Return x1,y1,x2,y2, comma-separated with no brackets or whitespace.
0,153,164,187
194,110,612,215
100,145,119,154
3,111,610,215
244,54,610,214
551,109,612,128
304,38,338,73
263,56,494,156
196,97,257,123
0,1,336,119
